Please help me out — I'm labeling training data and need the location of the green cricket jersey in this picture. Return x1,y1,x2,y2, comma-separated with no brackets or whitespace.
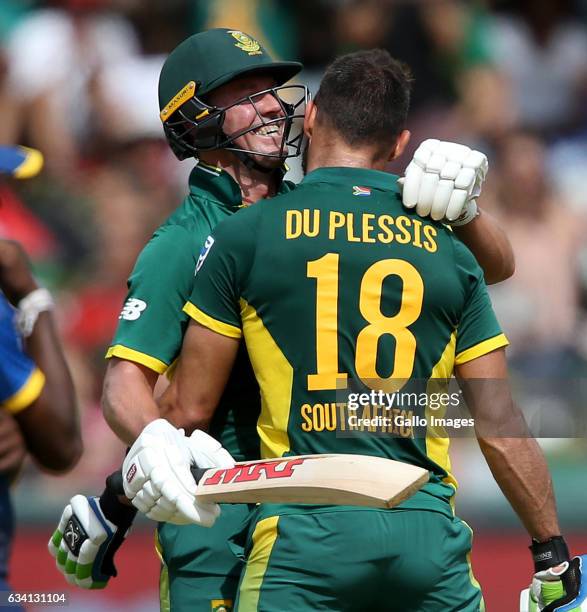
106,161,293,461
185,166,508,513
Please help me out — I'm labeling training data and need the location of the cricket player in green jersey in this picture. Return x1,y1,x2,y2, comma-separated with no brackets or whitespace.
142,49,579,611
50,28,306,610
50,30,517,612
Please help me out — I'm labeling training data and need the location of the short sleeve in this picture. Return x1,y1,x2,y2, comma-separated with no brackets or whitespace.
107,225,196,372
0,298,44,413
454,241,509,365
184,210,258,338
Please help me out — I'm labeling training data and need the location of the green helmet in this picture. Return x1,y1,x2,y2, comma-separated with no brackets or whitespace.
158,28,307,163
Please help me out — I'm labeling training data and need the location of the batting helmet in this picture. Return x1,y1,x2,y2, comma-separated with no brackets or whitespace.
158,29,307,163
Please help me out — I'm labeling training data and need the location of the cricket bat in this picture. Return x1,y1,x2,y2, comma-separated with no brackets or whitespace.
191,454,429,508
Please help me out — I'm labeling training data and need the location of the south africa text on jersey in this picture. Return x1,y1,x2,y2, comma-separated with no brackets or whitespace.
300,403,415,437
285,209,438,251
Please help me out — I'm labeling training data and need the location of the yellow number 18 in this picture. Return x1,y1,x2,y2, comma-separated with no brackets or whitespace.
307,253,424,391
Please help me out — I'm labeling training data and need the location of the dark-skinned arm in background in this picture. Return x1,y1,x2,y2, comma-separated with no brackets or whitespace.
0,240,82,472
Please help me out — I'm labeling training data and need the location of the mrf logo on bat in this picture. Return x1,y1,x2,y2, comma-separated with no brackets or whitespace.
201,458,305,486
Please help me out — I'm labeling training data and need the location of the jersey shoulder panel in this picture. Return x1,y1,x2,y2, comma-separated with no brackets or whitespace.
109,198,225,370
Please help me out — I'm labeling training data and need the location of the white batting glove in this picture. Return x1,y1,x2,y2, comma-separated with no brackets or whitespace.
122,419,234,526
400,139,488,225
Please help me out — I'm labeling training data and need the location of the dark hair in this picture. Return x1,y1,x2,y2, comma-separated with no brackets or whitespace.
314,49,412,149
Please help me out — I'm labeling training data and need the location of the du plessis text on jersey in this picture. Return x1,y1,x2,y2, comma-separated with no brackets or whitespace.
285,208,438,252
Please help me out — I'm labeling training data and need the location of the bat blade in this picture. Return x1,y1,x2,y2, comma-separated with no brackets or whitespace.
194,454,429,508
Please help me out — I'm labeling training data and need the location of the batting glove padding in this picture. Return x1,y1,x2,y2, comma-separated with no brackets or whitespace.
48,491,135,589
400,139,488,225
122,419,234,526
528,556,587,612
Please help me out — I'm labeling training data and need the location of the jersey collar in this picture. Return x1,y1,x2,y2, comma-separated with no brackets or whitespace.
188,162,243,211
301,166,401,193
188,161,289,211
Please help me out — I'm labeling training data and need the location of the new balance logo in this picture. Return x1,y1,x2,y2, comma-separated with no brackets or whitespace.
119,298,147,321
196,236,215,275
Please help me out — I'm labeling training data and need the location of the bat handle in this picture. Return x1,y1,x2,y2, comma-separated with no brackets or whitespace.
109,465,210,497
190,466,209,484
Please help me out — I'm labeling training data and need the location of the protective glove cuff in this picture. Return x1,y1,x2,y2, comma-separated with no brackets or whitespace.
531,536,570,573
100,471,137,530
447,199,478,227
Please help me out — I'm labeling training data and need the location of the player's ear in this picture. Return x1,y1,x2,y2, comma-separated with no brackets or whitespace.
304,100,317,140
388,129,411,162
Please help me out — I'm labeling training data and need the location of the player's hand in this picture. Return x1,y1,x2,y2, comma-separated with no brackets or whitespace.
399,139,488,225
122,419,234,526
48,484,137,589
528,556,586,612
0,240,38,306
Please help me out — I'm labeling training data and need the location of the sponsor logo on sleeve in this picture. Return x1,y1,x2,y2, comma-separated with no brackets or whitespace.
195,236,215,275
119,298,147,321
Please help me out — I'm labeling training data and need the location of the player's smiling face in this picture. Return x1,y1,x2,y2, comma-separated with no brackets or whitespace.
208,74,286,167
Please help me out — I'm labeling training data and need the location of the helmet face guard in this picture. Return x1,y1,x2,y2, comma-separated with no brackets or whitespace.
163,84,309,162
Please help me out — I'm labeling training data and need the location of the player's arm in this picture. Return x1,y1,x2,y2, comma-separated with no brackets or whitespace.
0,240,81,472
453,207,515,285
456,349,560,541
402,139,514,284
456,350,586,612
161,320,240,432
102,358,160,446
15,311,82,472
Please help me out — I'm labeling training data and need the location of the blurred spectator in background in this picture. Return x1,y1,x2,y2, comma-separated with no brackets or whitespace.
488,0,587,136
189,0,299,61
486,131,587,378
0,0,141,179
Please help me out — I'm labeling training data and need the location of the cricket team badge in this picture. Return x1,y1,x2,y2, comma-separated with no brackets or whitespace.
228,31,262,56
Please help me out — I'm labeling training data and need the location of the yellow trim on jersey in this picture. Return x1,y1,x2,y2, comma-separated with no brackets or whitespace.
155,529,170,612
105,345,168,374
154,528,164,563
455,333,509,365
183,302,242,339
240,299,293,458
237,516,280,611
13,147,44,179
3,367,45,414
164,357,179,380
425,332,459,496
462,520,485,610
